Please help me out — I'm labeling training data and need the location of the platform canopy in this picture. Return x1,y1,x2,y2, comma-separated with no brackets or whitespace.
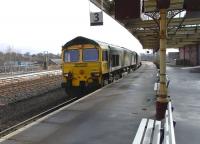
91,0,200,51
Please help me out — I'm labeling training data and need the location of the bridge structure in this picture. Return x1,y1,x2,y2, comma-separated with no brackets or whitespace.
91,0,200,119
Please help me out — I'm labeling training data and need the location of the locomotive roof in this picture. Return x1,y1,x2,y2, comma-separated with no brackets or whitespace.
62,36,101,49
62,36,135,53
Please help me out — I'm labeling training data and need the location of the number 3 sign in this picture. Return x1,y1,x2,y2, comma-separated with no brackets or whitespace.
90,12,103,26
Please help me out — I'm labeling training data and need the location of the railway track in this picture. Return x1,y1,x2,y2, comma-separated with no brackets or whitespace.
0,96,78,138
0,70,61,85
0,70,62,105
0,85,107,139
0,68,134,142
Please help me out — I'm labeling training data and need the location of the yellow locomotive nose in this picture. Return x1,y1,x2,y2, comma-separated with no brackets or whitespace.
78,69,87,83
79,70,84,75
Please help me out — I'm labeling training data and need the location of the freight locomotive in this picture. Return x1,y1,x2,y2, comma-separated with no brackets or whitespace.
61,36,141,94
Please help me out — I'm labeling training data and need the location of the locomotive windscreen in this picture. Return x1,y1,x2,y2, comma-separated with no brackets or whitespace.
83,48,99,62
64,50,80,62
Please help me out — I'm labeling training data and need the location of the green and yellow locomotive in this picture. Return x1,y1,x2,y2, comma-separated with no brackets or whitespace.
61,36,141,94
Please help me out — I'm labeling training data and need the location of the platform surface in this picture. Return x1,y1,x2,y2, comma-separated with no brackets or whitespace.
167,66,200,144
0,61,157,144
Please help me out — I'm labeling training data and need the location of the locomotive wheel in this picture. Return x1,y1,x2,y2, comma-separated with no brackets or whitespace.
65,87,81,97
101,78,107,87
108,77,114,83
65,89,73,97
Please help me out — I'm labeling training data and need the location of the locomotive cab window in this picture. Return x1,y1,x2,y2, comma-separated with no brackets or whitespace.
102,50,108,61
64,49,79,62
83,48,98,61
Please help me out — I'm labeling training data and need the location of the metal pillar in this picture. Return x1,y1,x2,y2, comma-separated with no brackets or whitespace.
156,9,169,120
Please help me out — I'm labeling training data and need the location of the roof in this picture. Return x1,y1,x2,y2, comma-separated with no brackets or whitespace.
62,36,100,49
62,36,135,52
91,0,200,50
50,59,62,65
62,36,124,50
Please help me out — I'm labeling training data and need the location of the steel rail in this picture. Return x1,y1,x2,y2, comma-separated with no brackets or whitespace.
0,70,62,90
0,70,61,84
0,97,77,138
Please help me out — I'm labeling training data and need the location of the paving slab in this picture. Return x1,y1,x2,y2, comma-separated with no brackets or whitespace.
167,66,200,144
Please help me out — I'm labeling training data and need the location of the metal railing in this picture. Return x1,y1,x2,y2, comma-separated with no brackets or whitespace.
0,65,42,75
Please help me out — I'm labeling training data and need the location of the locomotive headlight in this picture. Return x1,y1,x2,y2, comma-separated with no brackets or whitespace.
91,72,100,77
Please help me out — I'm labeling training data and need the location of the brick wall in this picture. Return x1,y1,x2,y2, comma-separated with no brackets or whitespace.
179,44,200,66
190,46,197,66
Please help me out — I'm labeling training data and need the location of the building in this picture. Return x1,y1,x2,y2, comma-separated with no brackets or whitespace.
179,44,200,66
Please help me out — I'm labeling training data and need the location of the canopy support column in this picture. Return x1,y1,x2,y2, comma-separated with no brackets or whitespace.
156,9,169,120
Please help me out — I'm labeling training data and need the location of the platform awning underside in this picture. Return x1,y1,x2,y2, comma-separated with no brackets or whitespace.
92,0,200,50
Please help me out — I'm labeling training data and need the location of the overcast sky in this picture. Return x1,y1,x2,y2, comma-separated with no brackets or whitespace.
0,0,144,54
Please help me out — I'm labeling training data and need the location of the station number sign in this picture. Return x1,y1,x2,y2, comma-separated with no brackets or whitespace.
90,12,103,26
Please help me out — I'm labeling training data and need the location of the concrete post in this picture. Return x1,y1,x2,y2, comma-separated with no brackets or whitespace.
43,51,48,70
156,9,169,120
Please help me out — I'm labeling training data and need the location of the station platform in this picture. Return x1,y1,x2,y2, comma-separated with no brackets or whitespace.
0,61,157,144
167,66,200,144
